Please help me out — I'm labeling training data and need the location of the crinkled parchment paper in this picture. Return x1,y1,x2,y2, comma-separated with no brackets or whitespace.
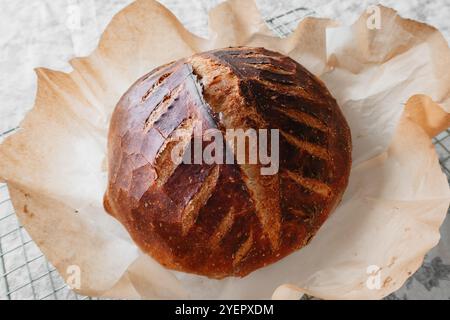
0,0,450,300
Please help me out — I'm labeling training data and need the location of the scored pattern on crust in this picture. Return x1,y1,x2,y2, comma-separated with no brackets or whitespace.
144,84,183,133
181,165,220,235
280,130,330,160
209,206,236,248
203,48,336,252
192,53,283,251
232,230,254,267
275,107,329,132
154,117,195,187
282,170,332,197
105,47,352,278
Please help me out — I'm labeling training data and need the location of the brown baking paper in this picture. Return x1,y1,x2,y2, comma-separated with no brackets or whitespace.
1,0,450,300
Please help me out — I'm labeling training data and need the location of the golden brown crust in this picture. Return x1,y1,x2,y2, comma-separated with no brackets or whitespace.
104,47,352,278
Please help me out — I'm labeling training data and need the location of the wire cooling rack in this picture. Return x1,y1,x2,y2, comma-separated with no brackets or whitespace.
0,128,90,300
0,6,449,300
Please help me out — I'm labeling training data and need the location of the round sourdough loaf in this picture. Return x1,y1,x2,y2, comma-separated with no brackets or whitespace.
104,47,352,278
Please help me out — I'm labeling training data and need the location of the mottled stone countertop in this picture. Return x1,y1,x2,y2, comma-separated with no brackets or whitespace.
0,0,449,300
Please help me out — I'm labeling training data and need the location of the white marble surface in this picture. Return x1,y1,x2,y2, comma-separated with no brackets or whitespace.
0,0,449,300
0,0,449,135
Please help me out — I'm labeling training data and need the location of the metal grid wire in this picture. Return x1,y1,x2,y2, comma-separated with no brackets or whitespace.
0,6,449,300
0,128,90,300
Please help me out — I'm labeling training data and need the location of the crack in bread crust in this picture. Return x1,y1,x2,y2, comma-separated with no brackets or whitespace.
232,230,253,267
280,130,330,160
181,165,220,235
154,117,195,187
209,207,235,247
282,170,332,197
104,47,352,279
